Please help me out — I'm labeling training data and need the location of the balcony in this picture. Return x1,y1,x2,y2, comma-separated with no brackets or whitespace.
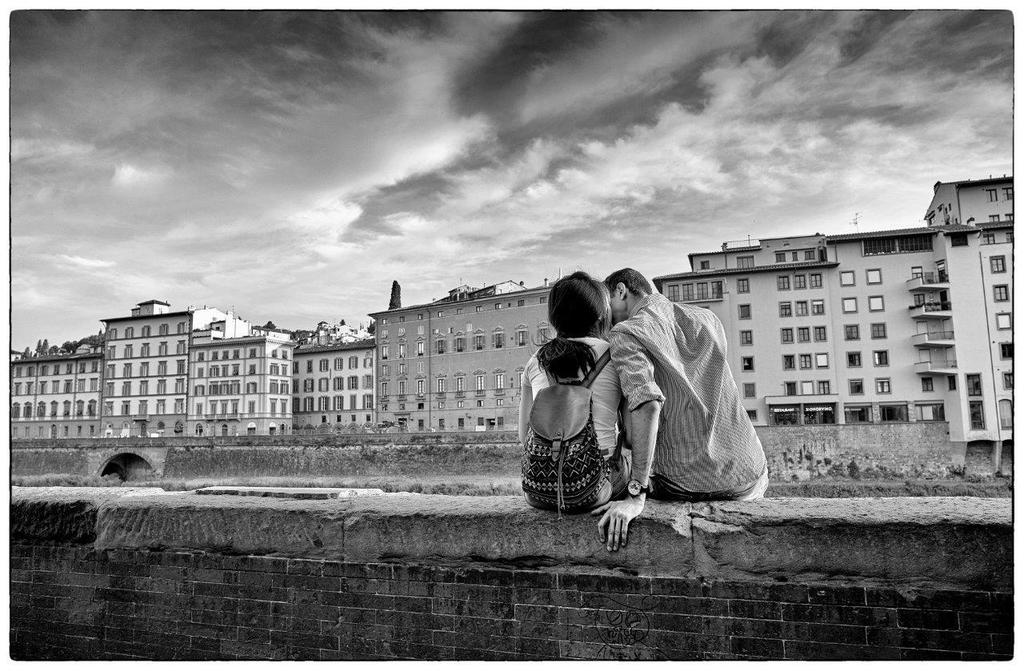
475,390,487,397
765,393,838,405
494,389,505,396
911,330,956,348
679,290,724,304
914,359,958,375
455,391,466,398
905,271,950,291
908,301,952,319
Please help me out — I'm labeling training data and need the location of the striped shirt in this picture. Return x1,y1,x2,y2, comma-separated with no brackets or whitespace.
608,292,767,492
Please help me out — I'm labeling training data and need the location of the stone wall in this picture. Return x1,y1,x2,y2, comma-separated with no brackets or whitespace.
12,422,1000,482
10,487,1013,661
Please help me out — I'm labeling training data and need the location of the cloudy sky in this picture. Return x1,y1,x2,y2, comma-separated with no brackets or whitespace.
9,10,1012,349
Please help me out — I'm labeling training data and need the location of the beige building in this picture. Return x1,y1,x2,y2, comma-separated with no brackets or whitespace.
370,281,551,431
10,349,103,439
99,300,240,437
187,329,295,437
291,339,376,430
653,179,1012,457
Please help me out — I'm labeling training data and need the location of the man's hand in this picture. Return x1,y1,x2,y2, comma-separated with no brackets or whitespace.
592,496,645,551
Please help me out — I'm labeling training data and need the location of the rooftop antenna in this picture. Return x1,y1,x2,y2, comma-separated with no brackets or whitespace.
850,212,861,233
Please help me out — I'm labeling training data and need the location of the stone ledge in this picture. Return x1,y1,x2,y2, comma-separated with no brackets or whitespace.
10,487,1011,590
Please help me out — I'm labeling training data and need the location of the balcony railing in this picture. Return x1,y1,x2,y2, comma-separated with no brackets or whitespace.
913,359,958,374
908,301,952,318
475,390,487,397
494,389,505,396
906,271,950,291
679,290,724,303
910,330,956,347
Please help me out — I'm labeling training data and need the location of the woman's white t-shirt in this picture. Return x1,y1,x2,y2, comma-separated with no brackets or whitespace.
523,337,621,458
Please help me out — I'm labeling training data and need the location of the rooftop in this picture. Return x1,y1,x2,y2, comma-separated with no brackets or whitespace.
824,224,974,243
654,260,839,283
369,282,548,317
294,339,376,355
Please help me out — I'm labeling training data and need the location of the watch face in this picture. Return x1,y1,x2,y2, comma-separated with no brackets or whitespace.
628,480,641,496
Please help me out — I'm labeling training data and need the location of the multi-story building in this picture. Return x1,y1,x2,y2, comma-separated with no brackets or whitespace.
653,180,1012,455
369,281,550,431
99,300,240,438
10,348,103,439
291,339,376,430
187,327,295,437
925,176,1013,227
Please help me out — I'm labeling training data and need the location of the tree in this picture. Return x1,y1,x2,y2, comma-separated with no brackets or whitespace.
263,321,277,330
388,281,402,310
22,347,30,358
339,319,346,326
35,339,42,354
48,345,59,355
61,341,77,353
367,319,376,335
40,339,49,354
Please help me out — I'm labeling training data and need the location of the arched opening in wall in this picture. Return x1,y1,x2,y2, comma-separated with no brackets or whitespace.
268,425,277,435
247,422,257,435
49,424,57,438
99,453,154,482
221,424,228,436
196,424,204,436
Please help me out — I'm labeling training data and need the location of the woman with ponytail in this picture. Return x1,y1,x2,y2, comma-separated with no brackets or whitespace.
519,271,630,511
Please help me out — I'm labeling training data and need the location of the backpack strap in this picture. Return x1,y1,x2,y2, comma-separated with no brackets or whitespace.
580,349,611,389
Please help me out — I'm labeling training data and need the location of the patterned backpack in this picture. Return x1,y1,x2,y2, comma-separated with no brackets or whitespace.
522,349,611,515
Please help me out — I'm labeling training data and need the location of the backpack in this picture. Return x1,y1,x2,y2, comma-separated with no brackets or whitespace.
522,349,611,515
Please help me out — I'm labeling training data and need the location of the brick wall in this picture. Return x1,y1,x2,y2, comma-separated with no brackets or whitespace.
9,544,1012,661
9,488,1013,661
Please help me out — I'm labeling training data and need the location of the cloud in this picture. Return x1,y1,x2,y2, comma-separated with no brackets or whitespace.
58,254,116,270
111,162,171,187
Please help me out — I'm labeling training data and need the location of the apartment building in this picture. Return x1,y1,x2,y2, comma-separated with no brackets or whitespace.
187,329,295,436
99,300,240,437
9,349,103,439
369,281,550,431
291,340,376,430
653,195,1012,452
925,176,1013,227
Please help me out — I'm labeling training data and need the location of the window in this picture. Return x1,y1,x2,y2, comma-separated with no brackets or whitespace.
866,269,882,284
870,323,887,339
918,403,945,422
474,334,485,350
1003,186,1013,200
783,382,797,396
795,301,808,316
741,356,754,372
699,260,710,270
879,404,908,422
839,271,855,286
800,381,814,395
793,274,806,290
681,284,694,301
809,273,822,288
966,374,982,396
799,354,812,369
849,379,864,395
493,332,504,349
737,255,754,269
495,373,505,389
738,304,751,319
996,313,1011,329
475,374,485,391
868,296,885,312
920,376,934,392
416,341,425,356
986,188,998,202
739,330,753,346
947,375,957,391
875,378,891,394
950,233,968,247
816,381,831,395
775,252,786,263
783,355,795,370
844,325,860,341
667,285,680,301
982,232,996,245
815,353,829,368
780,328,794,344
1000,343,1013,359
813,326,826,342
797,327,810,342
779,302,792,318
1003,372,1013,389
847,352,862,368
999,400,1013,429
872,350,889,366
993,285,1009,302
969,401,985,430
777,275,790,290
842,298,857,313
747,409,757,422
743,383,756,398
811,300,824,316
736,278,750,293
991,256,1006,273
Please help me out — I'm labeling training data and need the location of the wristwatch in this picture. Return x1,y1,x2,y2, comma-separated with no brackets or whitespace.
627,479,649,497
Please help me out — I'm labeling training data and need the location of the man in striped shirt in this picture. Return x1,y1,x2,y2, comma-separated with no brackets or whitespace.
593,268,768,551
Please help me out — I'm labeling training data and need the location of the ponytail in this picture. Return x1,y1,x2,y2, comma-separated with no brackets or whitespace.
536,336,596,381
